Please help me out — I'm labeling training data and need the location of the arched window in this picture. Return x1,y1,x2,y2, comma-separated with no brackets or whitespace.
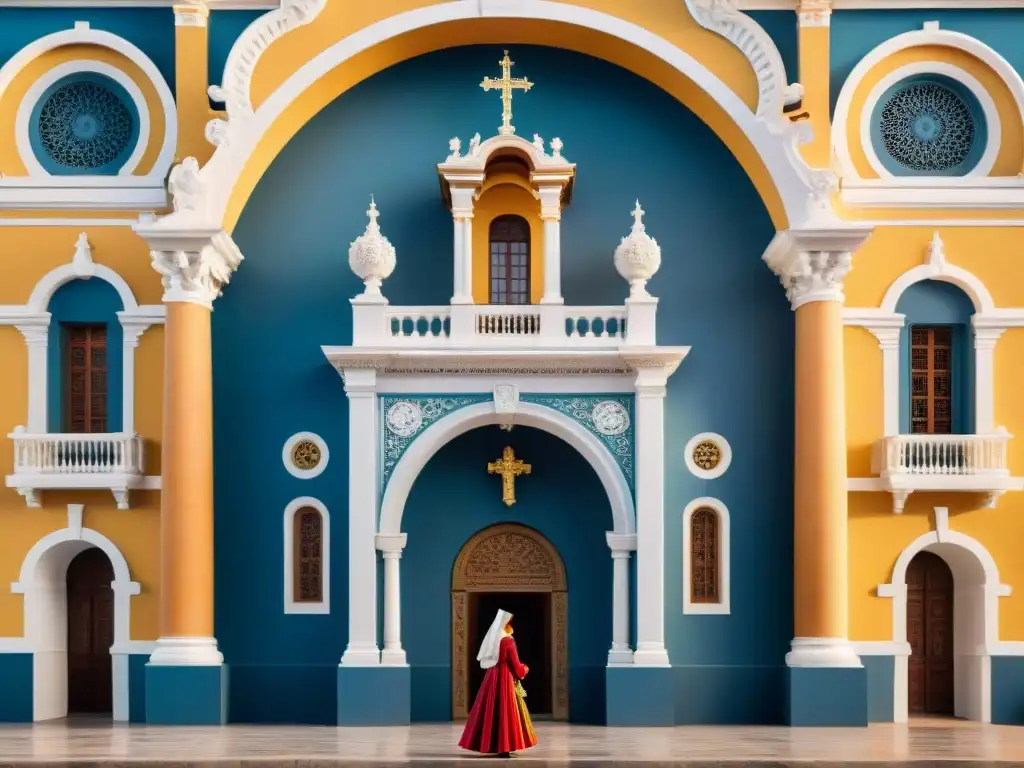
683,497,731,614
283,497,330,613
489,215,530,305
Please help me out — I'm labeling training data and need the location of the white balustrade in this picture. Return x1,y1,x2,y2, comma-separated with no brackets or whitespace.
353,302,646,348
10,430,146,475
871,432,1011,477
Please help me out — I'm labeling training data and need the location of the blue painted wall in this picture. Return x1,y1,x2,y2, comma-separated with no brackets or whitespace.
0,654,32,722
992,656,1024,725
129,653,147,723
895,280,975,434
208,10,264,98
46,278,124,433
403,424,611,723
220,44,791,724
0,9,175,94
831,10,1024,114
861,655,895,722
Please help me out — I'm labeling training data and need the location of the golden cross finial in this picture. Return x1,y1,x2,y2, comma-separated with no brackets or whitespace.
487,446,531,507
480,50,533,136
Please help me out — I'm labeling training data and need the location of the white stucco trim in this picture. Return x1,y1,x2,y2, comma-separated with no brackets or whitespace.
184,0,832,232
683,432,732,480
878,506,1010,723
9,504,142,721
281,431,329,480
378,400,635,536
0,234,166,434
0,23,177,182
15,60,152,177
681,497,731,615
858,62,1001,179
283,496,331,615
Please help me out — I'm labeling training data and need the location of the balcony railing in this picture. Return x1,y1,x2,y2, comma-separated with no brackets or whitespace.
6,428,148,510
355,302,650,348
871,432,1011,477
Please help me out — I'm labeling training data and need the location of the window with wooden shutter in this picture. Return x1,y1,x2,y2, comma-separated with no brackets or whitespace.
690,507,719,604
489,215,530,305
293,508,323,603
910,326,953,435
64,324,108,433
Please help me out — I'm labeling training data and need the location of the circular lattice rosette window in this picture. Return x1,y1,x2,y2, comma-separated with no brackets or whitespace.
29,73,139,175
870,74,987,177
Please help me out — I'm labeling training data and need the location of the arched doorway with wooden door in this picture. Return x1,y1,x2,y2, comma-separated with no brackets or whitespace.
66,547,115,717
451,523,568,721
907,550,955,717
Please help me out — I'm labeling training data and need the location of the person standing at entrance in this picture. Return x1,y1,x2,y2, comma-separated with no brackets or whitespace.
459,609,538,756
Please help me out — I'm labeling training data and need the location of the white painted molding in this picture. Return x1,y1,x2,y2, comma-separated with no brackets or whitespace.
157,0,839,233
15,60,152,177
833,24,1024,209
379,400,636,536
743,0,1024,7
683,432,732,480
858,62,1001,179
682,497,731,615
281,431,329,480
878,506,1010,723
10,504,141,721
0,23,177,208
283,496,331,615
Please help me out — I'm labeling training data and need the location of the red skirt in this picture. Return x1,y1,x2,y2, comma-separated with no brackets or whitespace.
458,669,538,754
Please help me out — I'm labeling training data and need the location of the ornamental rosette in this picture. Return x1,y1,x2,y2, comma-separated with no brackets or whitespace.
348,197,396,299
613,200,661,298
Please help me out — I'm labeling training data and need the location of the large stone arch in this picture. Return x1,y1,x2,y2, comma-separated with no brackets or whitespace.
378,400,635,537
451,523,568,721
182,0,829,232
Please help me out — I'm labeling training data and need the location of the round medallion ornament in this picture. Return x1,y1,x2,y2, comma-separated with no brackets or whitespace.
591,401,630,436
684,432,732,480
291,440,321,471
386,401,423,437
873,76,984,176
32,74,136,174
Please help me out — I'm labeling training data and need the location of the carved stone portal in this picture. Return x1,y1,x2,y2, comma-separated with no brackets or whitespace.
451,523,568,721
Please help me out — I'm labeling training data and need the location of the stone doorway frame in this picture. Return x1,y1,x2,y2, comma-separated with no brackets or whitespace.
451,523,568,721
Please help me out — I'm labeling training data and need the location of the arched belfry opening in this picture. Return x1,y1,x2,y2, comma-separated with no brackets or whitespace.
451,523,568,721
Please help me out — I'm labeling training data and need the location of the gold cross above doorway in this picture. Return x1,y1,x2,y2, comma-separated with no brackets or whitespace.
487,446,531,507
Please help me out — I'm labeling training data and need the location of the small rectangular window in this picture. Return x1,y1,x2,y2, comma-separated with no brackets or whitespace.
63,324,108,434
910,326,953,435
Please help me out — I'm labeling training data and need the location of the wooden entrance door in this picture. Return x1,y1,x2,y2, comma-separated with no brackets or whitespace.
907,551,955,716
67,548,114,715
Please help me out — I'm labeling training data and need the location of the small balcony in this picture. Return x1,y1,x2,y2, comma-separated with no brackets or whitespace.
351,301,655,349
6,428,153,510
869,429,1022,512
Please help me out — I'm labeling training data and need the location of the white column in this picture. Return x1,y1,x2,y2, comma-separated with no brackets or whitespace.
376,532,408,666
869,324,903,437
538,185,563,304
632,367,670,667
341,368,380,666
450,187,475,304
973,325,1003,435
17,319,50,432
605,532,636,665
119,321,147,435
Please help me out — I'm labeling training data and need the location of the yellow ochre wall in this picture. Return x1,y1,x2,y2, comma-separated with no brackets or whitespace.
845,227,1024,643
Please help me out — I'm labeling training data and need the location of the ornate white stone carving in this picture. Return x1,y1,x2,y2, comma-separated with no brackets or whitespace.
136,222,244,308
348,197,396,301
550,137,563,159
167,157,209,222
207,0,327,123
532,134,545,154
614,201,662,299
493,384,519,414
205,118,230,149
71,232,94,278
592,401,630,437
447,137,462,161
386,401,423,438
762,229,872,310
926,231,947,269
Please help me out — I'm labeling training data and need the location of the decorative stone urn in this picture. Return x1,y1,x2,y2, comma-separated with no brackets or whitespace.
613,200,661,299
348,197,396,300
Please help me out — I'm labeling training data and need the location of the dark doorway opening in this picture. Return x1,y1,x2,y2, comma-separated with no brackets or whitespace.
907,550,955,716
470,592,551,716
67,548,114,716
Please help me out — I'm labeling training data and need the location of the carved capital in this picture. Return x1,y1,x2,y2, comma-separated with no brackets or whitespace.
974,327,1005,351
798,0,831,27
450,186,477,220
15,319,50,347
376,533,408,555
537,185,563,221
135,225,243,309
763,228,872,310
173,1,209,26
605,532,637,553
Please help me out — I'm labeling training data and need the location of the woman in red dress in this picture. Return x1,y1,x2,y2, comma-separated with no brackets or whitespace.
459,609,537,756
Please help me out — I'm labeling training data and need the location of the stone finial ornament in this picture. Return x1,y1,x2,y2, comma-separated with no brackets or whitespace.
614,200,662,298
447,137,462,161
71,232,95,278
550,137,564,159
348,196,396,299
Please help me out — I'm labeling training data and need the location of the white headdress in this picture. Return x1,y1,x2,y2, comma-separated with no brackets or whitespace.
477,609,512,669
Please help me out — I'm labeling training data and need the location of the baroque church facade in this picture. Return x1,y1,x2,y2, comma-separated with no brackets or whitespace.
0,0,1023,728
